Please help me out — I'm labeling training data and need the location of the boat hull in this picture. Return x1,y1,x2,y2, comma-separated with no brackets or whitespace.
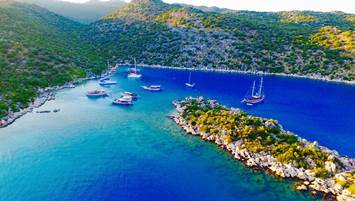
142,86,161,92
99,81,117,86
185,83,195,88
112,100,133,105
242,96,265,105
128,74,142,78
86,94,108,98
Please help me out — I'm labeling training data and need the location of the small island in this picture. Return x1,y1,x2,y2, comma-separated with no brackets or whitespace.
170,97,355,201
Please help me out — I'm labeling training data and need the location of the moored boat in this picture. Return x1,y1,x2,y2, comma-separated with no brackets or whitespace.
86,90,108,97
142,85,162,92
121,92,138,100
112,96,133,105
185,72,195,88
110,64,119,72
36,110,51,113
128,73,142,78
127,58,142,78
242,77,265,106
98,79,117,86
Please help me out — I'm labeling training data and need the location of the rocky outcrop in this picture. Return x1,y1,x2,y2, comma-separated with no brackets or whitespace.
170,98,355,200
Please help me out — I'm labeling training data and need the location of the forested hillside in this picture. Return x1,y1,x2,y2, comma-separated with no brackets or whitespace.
0,0,104,118
87,0,354,80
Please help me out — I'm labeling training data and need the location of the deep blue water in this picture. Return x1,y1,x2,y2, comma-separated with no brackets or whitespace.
0,67,354,201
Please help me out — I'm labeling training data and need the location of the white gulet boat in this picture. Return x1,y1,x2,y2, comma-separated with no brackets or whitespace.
128,58,142,78
242,77,265,106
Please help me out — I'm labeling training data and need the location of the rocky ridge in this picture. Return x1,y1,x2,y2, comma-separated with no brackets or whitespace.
170,97,355,200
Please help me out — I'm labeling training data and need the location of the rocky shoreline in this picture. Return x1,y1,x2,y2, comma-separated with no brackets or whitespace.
118,63,355,85
169,97,355,201
0,70,112,129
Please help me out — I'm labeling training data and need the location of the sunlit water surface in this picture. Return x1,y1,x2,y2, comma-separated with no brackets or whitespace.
1,67,354,201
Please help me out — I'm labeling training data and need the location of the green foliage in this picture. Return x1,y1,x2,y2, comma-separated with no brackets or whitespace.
348,183,355,195
310,26,355,57
179,98,333,172
88,0,354,81
279,11,317,23
313,168,331,179
345,16,355,23
155,8,191,27
0,1,104,119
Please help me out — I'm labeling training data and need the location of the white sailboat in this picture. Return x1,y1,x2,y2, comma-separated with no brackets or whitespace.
242,77,265,106
185,72,195,88
128,58,142,78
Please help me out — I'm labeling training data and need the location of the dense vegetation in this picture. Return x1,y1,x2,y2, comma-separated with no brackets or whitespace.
279,11,317,23
310,26,355,56
176,97,355,197
180,98,338,177
87,0,354,81
0,1,104,118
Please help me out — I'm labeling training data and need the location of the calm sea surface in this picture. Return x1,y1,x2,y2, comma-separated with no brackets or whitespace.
0,67,354,201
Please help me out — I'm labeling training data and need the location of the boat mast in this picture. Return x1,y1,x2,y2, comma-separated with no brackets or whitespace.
258,77,263,96
188,72,191,83
251,81,256,96
134,58,137,72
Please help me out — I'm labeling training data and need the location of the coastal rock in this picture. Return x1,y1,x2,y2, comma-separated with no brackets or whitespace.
304,169,316,181
296,184,308,191
325,161,337,174
336,194,355,201
170,97,355,200
246,158,257,167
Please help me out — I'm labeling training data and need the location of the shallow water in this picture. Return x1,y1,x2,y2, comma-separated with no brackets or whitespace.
0,67,354,201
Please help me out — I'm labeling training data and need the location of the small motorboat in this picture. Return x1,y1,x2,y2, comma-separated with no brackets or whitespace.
142,85,162,92
112,96,133,105
121,92,138,100
53,109,61,113
86,90,108,97
98,79,117,86
36,110,51,113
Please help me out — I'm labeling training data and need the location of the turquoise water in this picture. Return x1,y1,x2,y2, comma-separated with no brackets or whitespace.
0,68,354,201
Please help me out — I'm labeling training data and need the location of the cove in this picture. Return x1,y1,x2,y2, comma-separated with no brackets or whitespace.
0,67,353,201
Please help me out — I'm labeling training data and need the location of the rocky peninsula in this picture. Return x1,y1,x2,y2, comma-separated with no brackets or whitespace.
170,97,355,201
